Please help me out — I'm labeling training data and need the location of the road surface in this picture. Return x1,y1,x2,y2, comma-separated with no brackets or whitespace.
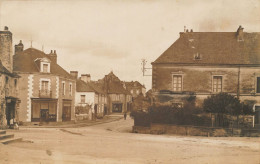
0,116,260,164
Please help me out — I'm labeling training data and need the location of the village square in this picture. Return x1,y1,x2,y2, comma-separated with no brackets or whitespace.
0,0,260,163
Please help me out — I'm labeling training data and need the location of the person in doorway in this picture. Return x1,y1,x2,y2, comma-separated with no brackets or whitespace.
124,112,127,120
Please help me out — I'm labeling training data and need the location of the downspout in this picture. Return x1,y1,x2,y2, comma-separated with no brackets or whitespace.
237,66,240,99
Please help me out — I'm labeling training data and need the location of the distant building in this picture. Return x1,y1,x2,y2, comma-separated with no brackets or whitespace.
75,73,107,118
124,81,146,98
152,26,260,126
98,72,132,113
0,26,20,127
13,45,76,123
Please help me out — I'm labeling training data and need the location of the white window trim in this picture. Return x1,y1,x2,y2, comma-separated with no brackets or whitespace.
39,78,51,91
172,74,183,92
212,75,223,93
62,81,65,95
40,61,50,73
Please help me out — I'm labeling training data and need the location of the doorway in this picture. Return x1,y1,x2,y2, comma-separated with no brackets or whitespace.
40,109,49,122
112,103,123,113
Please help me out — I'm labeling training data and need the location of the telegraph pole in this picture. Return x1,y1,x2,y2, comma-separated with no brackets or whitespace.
141,59,152,76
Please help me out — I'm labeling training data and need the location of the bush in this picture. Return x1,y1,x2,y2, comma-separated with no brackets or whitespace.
130,111,150,127
203,93,242,115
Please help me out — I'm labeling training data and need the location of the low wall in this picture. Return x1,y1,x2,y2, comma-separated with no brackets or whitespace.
133,124,259,137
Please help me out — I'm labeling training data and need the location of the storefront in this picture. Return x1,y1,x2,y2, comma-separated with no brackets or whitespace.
31,98,57,122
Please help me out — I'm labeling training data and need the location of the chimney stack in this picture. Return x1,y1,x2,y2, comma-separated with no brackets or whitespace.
81,74,91,83
48,50,57,63
237,25,244,41
14,40,24,55
4,26,8,31
70,71,78,79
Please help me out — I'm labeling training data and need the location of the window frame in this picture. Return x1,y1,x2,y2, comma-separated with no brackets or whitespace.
80,95,86,103
62,81,65,95
212,76,223,93
256,77,260,94
172,74,183,92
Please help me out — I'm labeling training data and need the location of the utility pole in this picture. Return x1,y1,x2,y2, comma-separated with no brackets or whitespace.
141,59,152,76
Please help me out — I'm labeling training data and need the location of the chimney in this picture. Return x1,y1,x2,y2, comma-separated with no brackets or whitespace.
237,25,244,41
4,26,8,31
14,40,24,55
48,50,57,63
81,74,91,83
70,71,78,79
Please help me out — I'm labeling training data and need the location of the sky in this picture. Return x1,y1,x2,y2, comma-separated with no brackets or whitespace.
0,0,260,90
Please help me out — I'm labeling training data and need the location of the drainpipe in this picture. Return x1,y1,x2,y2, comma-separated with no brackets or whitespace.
237,66,241,99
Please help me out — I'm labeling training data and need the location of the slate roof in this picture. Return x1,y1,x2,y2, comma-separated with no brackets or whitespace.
124,81,145,89
98,71,131,95
13,48,74,79
153,28,260,65
76,79,105,94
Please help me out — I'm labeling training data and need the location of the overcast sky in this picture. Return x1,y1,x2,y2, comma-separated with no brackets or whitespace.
1,0,260,90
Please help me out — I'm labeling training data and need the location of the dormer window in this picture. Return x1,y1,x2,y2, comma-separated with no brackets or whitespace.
194,53,202,60
43,64,48,73
35,58,51,73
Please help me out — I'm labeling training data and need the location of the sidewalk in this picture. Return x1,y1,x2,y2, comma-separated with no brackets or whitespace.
18,115,123,128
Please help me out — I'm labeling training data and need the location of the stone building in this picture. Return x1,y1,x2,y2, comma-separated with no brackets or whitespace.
152,26,260,125
97,72,132,113
123,81,146,98
13,44,76,123
75,73,107,118
0,26,20,128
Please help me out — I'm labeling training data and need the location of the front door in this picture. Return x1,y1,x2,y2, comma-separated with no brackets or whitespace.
6,100,16,125
62,100,72,121
40,109,49,122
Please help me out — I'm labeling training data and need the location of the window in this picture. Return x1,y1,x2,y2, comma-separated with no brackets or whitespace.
14,79,17,88
80,95,85,103
43,64,48,73
172,75,182,91
257,77,260,93
213,76,222,93
5,76,9,85
69,83,72,96
62,82,65,95
131,90,133,94
136,90,140,95
41,81,49,91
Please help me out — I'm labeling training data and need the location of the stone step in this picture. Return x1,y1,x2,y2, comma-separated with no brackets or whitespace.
0,130,6,135
0,137,22,144
0,134,14,140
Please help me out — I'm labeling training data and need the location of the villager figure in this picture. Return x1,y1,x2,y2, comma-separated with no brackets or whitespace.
124,112,127,120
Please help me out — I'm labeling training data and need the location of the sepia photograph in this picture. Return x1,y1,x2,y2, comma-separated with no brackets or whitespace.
0,0,260,163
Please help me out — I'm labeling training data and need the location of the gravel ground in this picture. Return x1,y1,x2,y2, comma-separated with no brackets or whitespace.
0,116,260,164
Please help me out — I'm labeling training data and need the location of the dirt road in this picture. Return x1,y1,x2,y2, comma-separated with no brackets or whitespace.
0,116,260,164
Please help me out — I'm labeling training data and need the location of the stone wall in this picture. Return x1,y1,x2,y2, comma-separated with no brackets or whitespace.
152,65,260,105
133,124,260,137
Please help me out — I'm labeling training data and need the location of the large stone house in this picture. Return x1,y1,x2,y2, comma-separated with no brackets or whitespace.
97,72,132,113
13,43,76,123
152,26,260,124
0,26,20,128
74,73,107,118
